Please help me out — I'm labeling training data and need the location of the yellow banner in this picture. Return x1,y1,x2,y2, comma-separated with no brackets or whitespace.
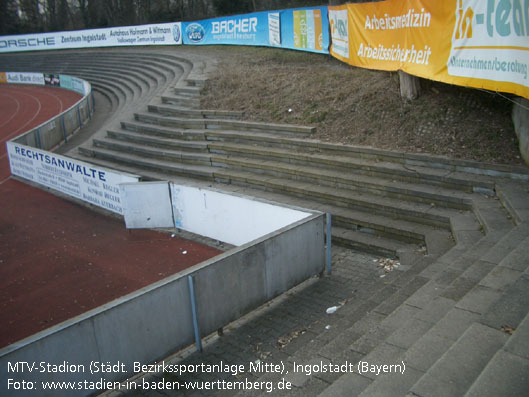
0,72,6,83
330,0,529,100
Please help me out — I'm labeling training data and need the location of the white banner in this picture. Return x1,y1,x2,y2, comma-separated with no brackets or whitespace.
0,22,182,53
7,142,139,214
268,12,281,46
6,72,45,85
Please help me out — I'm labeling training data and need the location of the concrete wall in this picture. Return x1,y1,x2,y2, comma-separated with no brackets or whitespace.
0,214,324,396
513,97,529,166
170,184,312,246
10,76,93,151
122,182,312,246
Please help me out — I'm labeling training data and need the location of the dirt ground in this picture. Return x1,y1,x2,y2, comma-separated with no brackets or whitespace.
199,46,522,165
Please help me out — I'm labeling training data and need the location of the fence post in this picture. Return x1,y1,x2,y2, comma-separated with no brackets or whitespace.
326,213,332,275
35,129,42,149
86,97,91,120
61,115,67,143
187,275,202,352
77,106,82,128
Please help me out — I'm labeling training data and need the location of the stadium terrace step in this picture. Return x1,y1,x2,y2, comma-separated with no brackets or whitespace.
185,76,208,87
120,120,206,141
106,130,209,152
173,85,201,96
204,130,529,182
332,226,418,258
147,103,243,119
465,309,529,396
78,146,215,181
318,222,526,396
205,141,493,194
209,155,472,210
161,94,201,108
133,112,315,136
91,138,212,166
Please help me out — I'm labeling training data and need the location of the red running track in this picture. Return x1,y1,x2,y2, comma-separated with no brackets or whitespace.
0,84,222,348
0,84,82,182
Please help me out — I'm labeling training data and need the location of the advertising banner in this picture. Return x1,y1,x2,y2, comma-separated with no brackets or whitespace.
182,7,329,53
7,142,139,215
183,12,270,46
330,0,529,100
58,75,87,95
0,22,182,53
6,72,45,85
280,7,330,53
2,71,87,94
447,0,529,99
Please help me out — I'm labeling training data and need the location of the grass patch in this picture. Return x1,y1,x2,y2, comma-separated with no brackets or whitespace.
200,46,521,165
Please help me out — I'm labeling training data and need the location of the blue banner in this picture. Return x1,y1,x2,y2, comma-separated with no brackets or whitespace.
59,75,86,95
182,7,329,54
183,12,270,46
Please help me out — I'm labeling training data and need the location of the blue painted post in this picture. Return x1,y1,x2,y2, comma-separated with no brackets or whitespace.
86,97,91,120
61,115,67,143
35,129,42,149
326,213,332,275
187,275,202,352
77,106,82,128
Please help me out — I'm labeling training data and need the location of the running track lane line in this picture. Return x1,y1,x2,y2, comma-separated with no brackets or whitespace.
0,92,21,128
0,85,79,182
0,90,41,144
0,85,66,157
0,85,67,145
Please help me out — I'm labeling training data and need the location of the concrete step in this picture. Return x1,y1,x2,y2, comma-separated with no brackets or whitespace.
173,85,201,97
234,186,448,248
106,130,208,152
148,103,243,120
332,226,418,258
128,128,498,204
409,323,509,397
81,136,456,230
91,138,212,167
62,66,147,95
496,181,529,224
206,140,495,193
109,124,506,220
103,123,477,210
120,120,206,141
161,94,200,108
212,168,454,229
134,112,315,136
465,311,529,396
76,146,451,252
472,194,515,233
204,129,529,182
209,155,473,210
320,224,527,395
401,229,529,394
77,146,215,181
186,76,207,87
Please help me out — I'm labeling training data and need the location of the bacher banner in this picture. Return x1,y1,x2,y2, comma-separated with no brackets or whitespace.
182,12,270,46
182,7,329,54
0,22,182,53
330,0,529,100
